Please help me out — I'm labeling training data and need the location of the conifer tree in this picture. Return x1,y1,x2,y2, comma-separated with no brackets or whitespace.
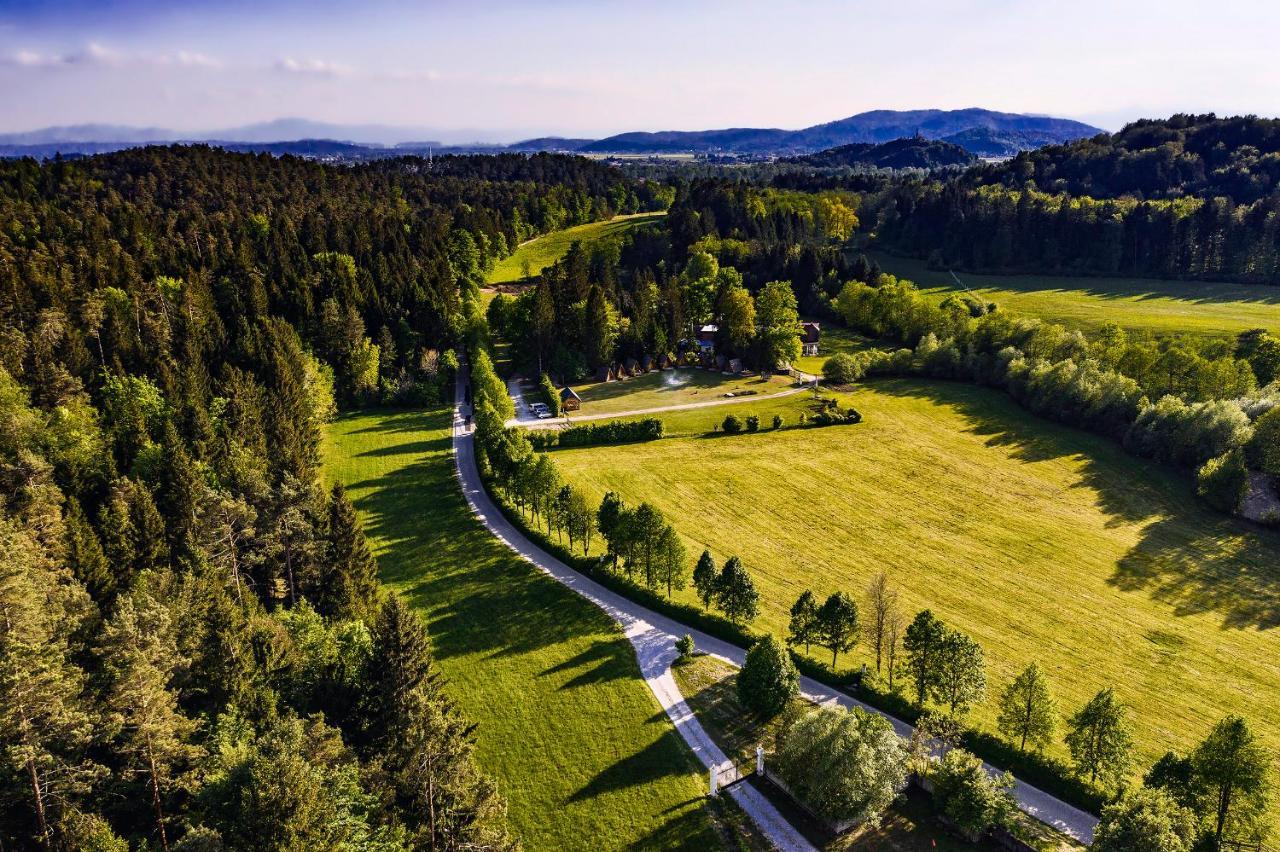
322,483,380,622
64,498,113,602
0,515,101,846
98,582,203,851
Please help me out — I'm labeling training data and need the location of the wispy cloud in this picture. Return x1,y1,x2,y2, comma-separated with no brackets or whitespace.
3,43,222,70
274,57,355,77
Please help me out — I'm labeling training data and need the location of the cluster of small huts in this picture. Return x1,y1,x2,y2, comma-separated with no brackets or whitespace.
592,352,680,383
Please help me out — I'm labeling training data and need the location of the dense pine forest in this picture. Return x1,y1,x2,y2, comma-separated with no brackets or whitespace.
868,115,1280,283
0,146,666,850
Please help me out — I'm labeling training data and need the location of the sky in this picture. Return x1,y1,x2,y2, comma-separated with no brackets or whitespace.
1,0,1278,142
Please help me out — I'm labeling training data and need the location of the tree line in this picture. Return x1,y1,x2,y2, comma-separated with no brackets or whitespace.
767,572,1273,846
830,272,1280,517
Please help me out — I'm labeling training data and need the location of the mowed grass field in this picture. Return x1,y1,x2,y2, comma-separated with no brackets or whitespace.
552,378,1280,795
323,408,730,850
566,369,795,418
870,252,1280,339
487,212,666,285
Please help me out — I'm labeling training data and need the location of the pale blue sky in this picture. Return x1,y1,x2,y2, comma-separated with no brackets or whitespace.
1,0,1277,141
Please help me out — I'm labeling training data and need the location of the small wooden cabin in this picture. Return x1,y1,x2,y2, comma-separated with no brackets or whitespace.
560,387,582,411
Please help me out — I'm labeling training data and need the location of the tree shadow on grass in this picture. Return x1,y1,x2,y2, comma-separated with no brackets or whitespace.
867,378,1280,631
630,800,724,851
348,448,620,662
567,729,703,803
539,640,635,691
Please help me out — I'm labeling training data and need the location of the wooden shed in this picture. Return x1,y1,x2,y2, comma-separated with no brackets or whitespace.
560,387,582,412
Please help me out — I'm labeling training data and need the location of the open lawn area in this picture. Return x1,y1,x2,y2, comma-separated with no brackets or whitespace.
870,251,1280,339
672,655,1077,851
322,408,732,850
793,322,876,376
565,368,795,418
487,212,666,286
552,378,1280,805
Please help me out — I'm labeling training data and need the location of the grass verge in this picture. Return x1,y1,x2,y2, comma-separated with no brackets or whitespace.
322,407,733,850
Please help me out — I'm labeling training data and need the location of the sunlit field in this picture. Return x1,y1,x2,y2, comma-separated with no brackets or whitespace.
553,378,1280,799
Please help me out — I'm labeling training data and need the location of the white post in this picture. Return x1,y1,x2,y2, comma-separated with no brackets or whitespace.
756,745,764,775
708,765,718,797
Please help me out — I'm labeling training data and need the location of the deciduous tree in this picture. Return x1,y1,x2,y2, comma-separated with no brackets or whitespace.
815,592,859,669
1065,688,1133,789
997,663,1057,752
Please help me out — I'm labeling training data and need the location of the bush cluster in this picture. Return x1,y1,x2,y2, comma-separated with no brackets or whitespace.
557,418,663,447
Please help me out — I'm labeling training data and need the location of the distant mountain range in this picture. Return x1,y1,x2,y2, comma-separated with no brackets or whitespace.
573,109,1100,155
0,108,1103,160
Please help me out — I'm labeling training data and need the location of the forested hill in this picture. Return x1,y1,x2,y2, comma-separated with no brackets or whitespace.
981,114,1280,203
0,145,666,850
867,115,1280,284
787,137,976,170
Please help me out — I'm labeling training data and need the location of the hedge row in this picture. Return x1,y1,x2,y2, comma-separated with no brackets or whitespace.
533,417,665,449
475,465,1103,821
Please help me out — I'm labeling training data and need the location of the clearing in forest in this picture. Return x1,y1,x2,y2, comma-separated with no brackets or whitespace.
870,251,1280,338
487,212,666,286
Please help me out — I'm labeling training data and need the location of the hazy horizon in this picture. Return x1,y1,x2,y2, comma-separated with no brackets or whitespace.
2,0,1278,140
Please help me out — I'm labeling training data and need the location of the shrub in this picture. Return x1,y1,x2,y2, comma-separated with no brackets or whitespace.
773,705,908,827
772,414,783,430
675,634,696,659
721,414,743,434
1091,788,1198,852
823,352,864,385
1197,448,1248,513
930,748,1016,838
737,635,798,716
745,414,760,432
810,404,862,426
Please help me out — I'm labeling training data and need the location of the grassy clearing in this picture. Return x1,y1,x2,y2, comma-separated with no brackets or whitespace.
322,408,731,850
793,323,876,376
565,369,794,418
870,251,1280,339
487,212,666,285
552,378,1280,807
672,655,1077,851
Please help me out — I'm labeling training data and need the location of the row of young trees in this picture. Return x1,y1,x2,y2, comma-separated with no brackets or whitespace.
468,347,770,613
772,570,1271,842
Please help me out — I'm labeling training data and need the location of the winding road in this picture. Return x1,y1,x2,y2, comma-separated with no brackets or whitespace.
453,367,1098,848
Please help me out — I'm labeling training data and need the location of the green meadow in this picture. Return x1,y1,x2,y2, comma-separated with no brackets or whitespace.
323,408,732,850
552,379,1280,797
870,251,1280,339
487,212,666,285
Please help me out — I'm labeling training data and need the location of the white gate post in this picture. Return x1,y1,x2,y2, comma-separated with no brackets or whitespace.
756,745,764,775
708,764,718,796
